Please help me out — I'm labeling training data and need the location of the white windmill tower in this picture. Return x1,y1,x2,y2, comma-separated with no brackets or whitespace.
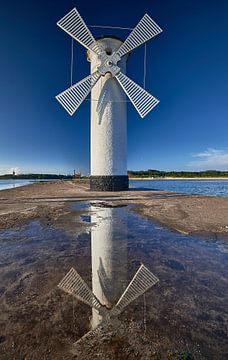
56,8,162,191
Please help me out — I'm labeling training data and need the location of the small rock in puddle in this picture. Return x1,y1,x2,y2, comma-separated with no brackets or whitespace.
164,259,185,271
0,335,6,343
90,202,127,208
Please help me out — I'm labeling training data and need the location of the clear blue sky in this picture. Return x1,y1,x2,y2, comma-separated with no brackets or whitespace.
0,0,227,175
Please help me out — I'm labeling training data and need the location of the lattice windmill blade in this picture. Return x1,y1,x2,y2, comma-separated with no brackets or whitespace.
115,71,160,118
116,14,162,58
110,264,159,316
58,267,102,312
57,8,103,56
56,71,101,116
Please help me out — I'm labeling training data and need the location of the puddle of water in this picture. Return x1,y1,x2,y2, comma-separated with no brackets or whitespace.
0,202,227,359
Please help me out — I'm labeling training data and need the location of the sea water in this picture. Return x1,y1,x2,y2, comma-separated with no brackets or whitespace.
0,179,54,191
130,179,228,197
0,179,36,191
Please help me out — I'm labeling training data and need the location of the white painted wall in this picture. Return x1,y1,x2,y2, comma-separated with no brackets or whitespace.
88,38,128,176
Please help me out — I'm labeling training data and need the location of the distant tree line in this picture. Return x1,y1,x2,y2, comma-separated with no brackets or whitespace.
128,170,228,178
0,174,74,180
1,171,228,180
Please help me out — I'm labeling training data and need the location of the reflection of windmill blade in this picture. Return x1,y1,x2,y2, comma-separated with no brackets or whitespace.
58,267,102,312
57,8,103,55
116,14,162,58
56,71,100,116
111,264,159,316
115,72,159,118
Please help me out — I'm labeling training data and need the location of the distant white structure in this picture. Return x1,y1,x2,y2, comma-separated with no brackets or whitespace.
55,8,162,191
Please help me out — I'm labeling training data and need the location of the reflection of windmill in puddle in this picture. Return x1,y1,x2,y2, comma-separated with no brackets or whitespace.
58,203,159,332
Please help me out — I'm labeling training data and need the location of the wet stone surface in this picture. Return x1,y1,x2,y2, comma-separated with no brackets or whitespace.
0,202,227,359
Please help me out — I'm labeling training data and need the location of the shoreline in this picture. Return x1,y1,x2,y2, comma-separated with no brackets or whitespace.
0,180,227,236
130,177,228,180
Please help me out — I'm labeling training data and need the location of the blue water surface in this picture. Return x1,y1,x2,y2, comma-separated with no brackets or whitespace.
0,179,53,191
130,179,228,197
1,178,228,196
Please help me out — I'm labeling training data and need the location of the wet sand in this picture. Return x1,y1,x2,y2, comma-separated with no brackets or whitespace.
0,180,227,235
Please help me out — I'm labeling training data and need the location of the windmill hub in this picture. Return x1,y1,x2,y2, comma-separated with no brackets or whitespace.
96,51,121,76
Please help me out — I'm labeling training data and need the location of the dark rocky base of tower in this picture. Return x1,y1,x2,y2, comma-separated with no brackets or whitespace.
90,175,129,191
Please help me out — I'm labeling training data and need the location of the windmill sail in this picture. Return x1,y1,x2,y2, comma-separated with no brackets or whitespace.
56,71,100,116
56,9,162,118
116,14,162,58
57,8,103,55
111,264,159,316
58,264,159,326
58,267,102,311
115,72,159,118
